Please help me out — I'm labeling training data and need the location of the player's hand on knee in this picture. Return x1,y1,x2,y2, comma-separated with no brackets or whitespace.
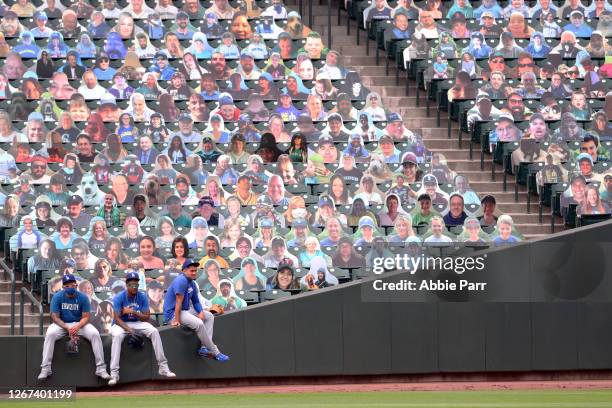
171,319,180,327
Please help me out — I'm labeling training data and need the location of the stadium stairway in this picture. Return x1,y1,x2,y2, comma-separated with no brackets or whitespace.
0,257,47,336
301,2,564,239
0,277,46,336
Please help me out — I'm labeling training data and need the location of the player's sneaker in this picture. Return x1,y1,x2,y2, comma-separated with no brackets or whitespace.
96,370,111,380
214,352,230,362
158,367,176,378
108,376,119,386
37,369,51,380
197,346,212,357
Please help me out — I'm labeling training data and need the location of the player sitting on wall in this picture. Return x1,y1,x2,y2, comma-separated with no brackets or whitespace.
38,274,111,381
108,272,176,386
163,260,230,362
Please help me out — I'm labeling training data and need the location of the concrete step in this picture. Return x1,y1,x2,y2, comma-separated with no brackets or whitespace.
433,150,479,160
0,292,33,302
310,24,353,34
383,95,423,105
383,106,429,116
370,85,413,98
0,303,16,313
310,32,356,45
481,192,529,201
353,65,399,78
524,233,556,240
0,280,22,291
344,55,382,66
420,128,463,138
495,202,553,213
469,181,524,191
446,160,495,171
311,24,356,34
0,313,45,325
336,45,381,57
515,224,561,235
310,13,350,26
362,77,408,87
458,172,507,181
404,118,459,129
422,139,474,149
504,213,560,224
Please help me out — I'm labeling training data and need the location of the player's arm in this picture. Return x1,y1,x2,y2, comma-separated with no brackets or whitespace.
114,314,133,334
49,294,68,330
172,293,184,326
133,308,151,321
69,312,90,337
113,309,134,334
136,296,151,322
50,312,68,330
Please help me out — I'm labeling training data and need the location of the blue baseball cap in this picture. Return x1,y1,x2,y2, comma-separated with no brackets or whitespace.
125,272,140,282
260,217,274,228
178,112,193,122
388,112,402,122
358,216,375,229
576,152,593,165
218,93,233,106
259,72,273,82
28,112,44,122
318,196,334,207
192,217,209,229
182,259,200,270
291,218,308,228
62,274,77,284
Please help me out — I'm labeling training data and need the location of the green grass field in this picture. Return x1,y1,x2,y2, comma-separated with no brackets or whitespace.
3,390,612,408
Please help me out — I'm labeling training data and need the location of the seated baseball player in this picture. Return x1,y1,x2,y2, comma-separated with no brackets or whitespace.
109,272,176,386
38,273,110,381
163,260,230,362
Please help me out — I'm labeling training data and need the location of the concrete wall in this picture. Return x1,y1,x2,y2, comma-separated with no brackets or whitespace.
1,220,611,388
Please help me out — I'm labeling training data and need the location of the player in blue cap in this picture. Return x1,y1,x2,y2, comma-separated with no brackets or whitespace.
108,272,176,386
163,260,230,362
38,274,110,381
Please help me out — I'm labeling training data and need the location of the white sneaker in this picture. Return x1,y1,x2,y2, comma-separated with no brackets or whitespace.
158,367,176,378
96,370,111,380
108,376,119,386
38,370,51,380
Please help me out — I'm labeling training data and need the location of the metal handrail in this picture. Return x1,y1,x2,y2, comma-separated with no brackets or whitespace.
20,287,44,336
327,0,332,49
0,259,15,335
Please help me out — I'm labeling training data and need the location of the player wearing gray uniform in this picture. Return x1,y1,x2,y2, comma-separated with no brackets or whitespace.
108,272,176,386
163,260,230,362
38,274,110,381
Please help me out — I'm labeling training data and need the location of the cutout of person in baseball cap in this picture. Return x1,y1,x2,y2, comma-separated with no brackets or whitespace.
211,278,247,311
